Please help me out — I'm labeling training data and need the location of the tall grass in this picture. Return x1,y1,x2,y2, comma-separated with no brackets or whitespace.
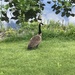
1,21,75,42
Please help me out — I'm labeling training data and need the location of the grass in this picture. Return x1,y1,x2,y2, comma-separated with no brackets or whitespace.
0,38,75,75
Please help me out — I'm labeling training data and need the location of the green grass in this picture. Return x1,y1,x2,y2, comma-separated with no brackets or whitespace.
0,38,75,75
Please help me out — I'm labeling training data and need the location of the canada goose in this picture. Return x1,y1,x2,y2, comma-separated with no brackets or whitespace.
27,23,43,50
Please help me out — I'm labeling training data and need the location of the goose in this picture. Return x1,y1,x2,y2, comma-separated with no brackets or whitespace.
27,22,43,50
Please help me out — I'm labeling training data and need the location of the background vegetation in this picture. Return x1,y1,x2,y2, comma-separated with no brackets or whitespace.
0,20,75,42
0,33,75,75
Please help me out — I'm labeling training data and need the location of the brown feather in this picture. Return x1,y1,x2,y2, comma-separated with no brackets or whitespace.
28,34,42,49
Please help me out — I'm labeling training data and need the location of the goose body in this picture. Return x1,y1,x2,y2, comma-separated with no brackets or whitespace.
27,23,43,50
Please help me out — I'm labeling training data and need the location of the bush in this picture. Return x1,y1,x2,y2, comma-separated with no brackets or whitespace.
1,21,75,42
5,28,17,37
65,24,75,37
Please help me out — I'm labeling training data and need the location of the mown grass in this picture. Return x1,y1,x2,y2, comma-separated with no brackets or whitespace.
0,38,75,75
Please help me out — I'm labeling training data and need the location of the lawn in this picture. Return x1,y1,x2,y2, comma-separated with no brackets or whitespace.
0,38,75,75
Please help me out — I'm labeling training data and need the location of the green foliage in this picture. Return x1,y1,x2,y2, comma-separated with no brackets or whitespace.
47,0,75,17
0,28,5,33
42,21,75,40
5,28,17,37
1,0,75,24
65,24,75,38
1,0,42,23
1,21,75,42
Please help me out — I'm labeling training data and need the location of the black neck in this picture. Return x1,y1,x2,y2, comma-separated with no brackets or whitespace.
38,23,41,34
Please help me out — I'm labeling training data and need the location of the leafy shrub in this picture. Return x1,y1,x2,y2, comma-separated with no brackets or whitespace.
1,21,75,42
66,24,75,37
5,28,17,37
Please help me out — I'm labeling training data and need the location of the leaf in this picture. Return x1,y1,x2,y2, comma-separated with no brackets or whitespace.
56,6,61,10
61,12,65,17
70,14,75,17
41,4,45,6
53,8,55,11
11,17,18,20
64,8,71,12
55,10,60,14
1,17,9,22
9,9,12,11
61,1,65,5
51,4,57,8
16,20,19,24
2,11,7,17
4,0,9,2
47,1,51,4
13,10,20,16
4,4,9,10
9,3,13,7
68,8,71,11
66,13,70,17
41,7,44,10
